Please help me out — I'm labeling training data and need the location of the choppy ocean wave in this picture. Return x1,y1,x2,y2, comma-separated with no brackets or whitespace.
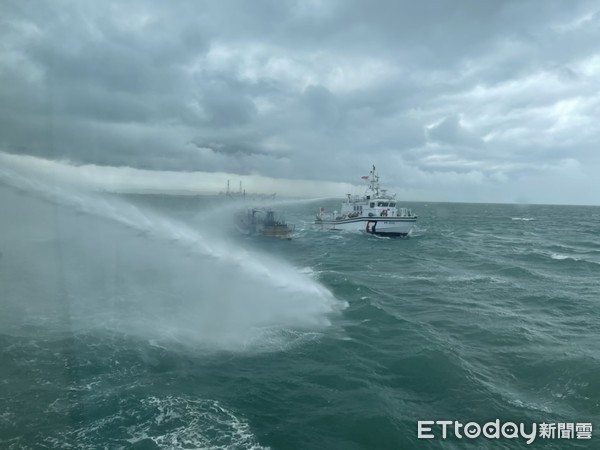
1,176,599,449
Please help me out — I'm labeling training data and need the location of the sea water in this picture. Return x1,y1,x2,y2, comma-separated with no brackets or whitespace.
1,174,599,449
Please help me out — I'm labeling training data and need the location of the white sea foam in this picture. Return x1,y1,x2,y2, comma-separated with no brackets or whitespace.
547,252,600,266
447,275,507,284
42,395,267,449
126,396,268,450
550,253,573,261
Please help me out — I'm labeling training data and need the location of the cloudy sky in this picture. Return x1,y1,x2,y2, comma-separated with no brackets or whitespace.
1,0,599,204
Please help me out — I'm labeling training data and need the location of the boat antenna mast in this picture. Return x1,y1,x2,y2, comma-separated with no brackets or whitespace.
369,165,380,197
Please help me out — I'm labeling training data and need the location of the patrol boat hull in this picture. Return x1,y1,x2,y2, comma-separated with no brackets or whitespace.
315,216,416,236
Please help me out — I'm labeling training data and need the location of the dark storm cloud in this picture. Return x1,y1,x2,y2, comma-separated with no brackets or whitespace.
1,0,600,202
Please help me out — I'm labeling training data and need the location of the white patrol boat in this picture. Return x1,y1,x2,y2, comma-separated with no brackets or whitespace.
315,165,417,237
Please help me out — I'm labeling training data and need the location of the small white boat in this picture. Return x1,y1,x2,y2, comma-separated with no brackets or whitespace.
315,166,417,237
